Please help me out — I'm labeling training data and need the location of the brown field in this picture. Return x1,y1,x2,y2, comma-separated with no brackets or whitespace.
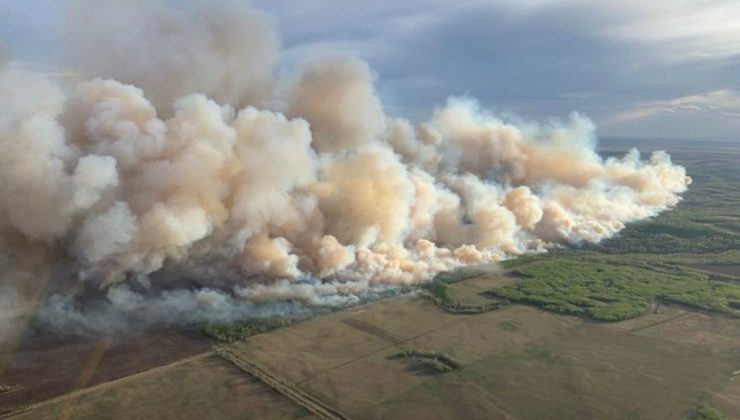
222,277,740,420
632,310,740,360
691,264,740,279
5,274,740,419
7,353,315,420
0,329,211,415
603,303,688,333
707,374,740,416
446,274,516,306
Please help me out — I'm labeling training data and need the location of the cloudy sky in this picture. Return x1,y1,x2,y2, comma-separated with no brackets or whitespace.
1,0,739,139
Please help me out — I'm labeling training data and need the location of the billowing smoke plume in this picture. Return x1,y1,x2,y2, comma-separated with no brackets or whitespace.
0,1,690,338
64,0,280,110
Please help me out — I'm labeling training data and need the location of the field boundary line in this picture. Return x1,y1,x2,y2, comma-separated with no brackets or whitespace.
216,347,350,420
341,318,405,345
295,299,519,386
0,351,214,419
628,309,691,333
296,307,478,386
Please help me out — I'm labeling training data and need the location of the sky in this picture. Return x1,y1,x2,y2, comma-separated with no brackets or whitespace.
1,0,739,139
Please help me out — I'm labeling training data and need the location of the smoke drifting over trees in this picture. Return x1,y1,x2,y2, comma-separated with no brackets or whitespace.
0,1,690,338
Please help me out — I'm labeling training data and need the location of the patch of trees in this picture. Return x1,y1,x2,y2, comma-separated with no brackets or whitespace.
394,349,462,373
689,402,730,420
489,259,740,322
422,267,509,314
199,318,293,343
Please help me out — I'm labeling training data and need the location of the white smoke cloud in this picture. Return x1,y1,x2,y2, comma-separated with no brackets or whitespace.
0,1,691,336
64,0,280,110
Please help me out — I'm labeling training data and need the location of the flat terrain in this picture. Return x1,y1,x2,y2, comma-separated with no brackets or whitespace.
445,272,516,306
0,329,211,415
4,278,739,419
7,353,315,420
221,291,738,420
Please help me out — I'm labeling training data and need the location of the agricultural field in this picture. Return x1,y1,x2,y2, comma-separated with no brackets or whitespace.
0,329,211,416
2,141,740,419
7,353,315,420
221,292,738,419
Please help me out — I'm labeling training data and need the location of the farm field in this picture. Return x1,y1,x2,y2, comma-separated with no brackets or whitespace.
220,289,739,420
0,329,211,416
6,290,738,419
6,353,315,420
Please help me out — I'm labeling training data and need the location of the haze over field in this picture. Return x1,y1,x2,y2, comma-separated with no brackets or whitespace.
0,1,691,337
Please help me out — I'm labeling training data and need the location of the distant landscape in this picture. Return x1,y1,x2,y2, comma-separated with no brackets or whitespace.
2,140,739,419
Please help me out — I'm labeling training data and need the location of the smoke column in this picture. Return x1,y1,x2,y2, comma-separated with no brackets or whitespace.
0,1,690,338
